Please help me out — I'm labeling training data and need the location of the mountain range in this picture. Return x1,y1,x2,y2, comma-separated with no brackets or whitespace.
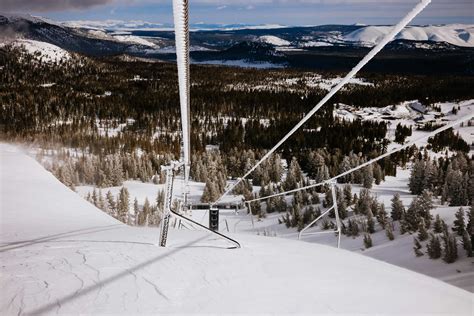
1,13,473,74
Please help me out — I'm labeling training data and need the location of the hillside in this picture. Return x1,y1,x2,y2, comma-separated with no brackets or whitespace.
0,142,472,315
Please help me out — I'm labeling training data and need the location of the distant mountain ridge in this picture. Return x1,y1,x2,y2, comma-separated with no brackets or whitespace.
1,13,473,74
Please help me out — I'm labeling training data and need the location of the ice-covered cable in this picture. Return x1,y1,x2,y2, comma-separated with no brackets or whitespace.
246,111,473,203
214,0,431,205
173,0,191,184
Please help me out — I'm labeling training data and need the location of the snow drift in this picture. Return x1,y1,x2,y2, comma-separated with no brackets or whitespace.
0,143,472,315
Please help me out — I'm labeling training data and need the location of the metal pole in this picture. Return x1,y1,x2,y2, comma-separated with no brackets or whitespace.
159,167,175,247
331,182,342,248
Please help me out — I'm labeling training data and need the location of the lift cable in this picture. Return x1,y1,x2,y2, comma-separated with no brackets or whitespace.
214,0,432,205
245,112,474,205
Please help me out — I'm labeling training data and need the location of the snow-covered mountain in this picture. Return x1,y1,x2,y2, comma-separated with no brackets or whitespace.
1,13,473,73
344,24,474,48
9,39,71,63
1,143,472,314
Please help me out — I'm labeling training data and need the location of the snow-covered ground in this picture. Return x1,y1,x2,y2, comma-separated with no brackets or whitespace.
334,99,474,154
11,39,71,63
1,143,472,315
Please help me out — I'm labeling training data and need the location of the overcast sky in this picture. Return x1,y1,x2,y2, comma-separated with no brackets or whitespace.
1,0,472,25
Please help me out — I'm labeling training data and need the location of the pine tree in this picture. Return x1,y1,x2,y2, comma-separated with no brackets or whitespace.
447,169,467,206
405,201,419,232
467,203,474,232
362,165,374,189
363,234,373,248
442,232,458,263
367,213,375,234
106,190,116,215
97,189,106,211
376,204,388,229
418,190,434,225
462,230,473,257
343,184,352,205
348,219,359,237
399,212,408,235
413,237,424,257
452,207,465,236
409,159,425,195
142,198,151,225
427,234,441,259
433,214,444,233
373,163,383,185
385,223,395,241
117,187,130,223
390,193,405,221
418,218,429,241
284,157,303,190
92,188,98,207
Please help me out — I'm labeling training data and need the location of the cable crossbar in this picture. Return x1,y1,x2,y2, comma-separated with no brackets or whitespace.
214,0,432,205
246,112,474,204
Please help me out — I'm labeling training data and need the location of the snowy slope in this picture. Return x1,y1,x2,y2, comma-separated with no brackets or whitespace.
112,35,157,47
258,35,291,46
345,24,474,47
12,39,71,63
1,143,472,315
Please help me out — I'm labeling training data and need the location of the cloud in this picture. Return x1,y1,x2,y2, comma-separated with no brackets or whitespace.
0,0,115,12
216,5,227,10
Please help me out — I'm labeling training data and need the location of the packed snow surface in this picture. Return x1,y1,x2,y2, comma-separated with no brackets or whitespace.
345,24,474,47
0,143,472,315
12,39,71,63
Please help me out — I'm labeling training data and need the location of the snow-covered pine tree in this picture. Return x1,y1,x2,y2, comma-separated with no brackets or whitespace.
97,189,106,211
373,163,383,185
445,169,467,206
433,214,444,233
409,159,425,195
142,198,151,225
418,218,429,241
418,190,434,226
452,207,465,236
133,198,140,225
413,237,423,257
92,188,98,207
376,204,388,229
117,187,130,223
106,190,116,216
362,165,374,189
343,184,352,205
284,157,303,191
390,193,405,221
405,200,419,232
385,222,394,240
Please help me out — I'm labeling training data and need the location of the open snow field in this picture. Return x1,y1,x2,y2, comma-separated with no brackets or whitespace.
1,143,473,315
